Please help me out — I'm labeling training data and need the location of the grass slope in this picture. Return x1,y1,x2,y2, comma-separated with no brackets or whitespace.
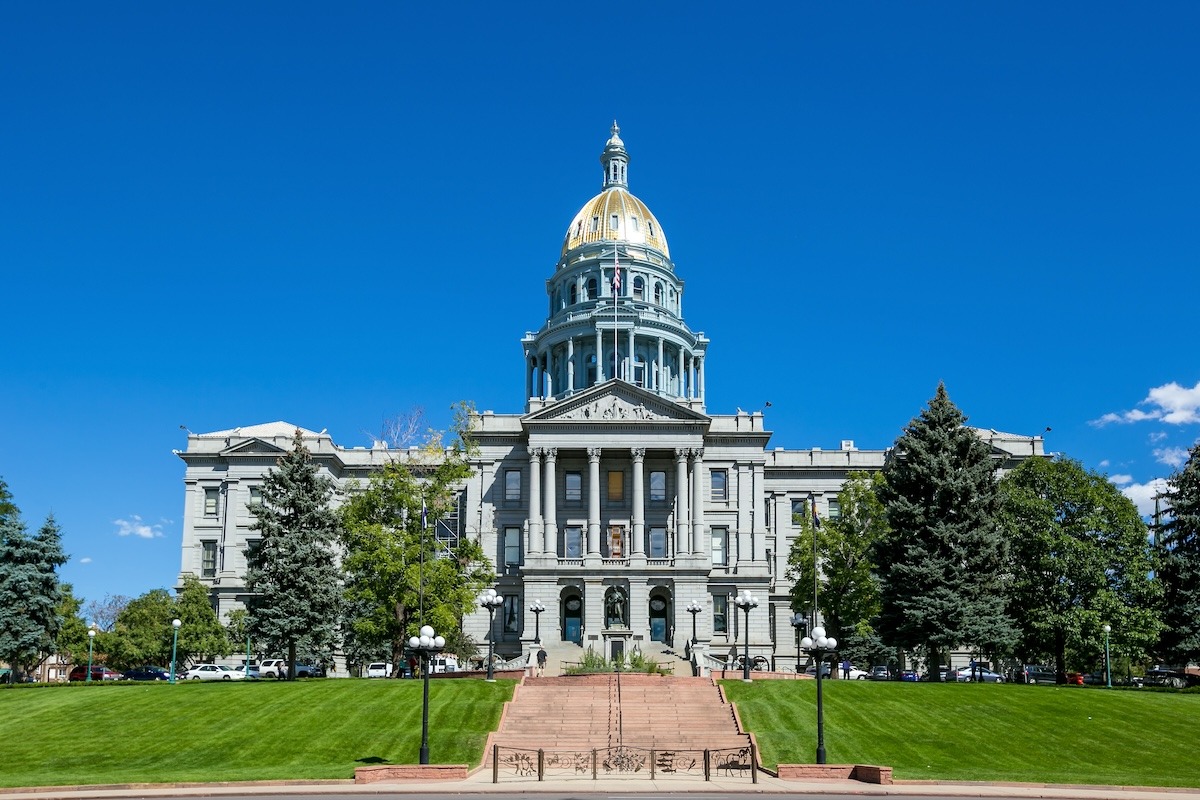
723,680,1200,788
0,679,512,788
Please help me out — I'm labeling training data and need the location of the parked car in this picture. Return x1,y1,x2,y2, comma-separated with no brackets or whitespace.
366,662,391,678
183,663,245,681
259,658,286,679
1143,667,1200,689
952,665,1005,683
294,663,324,678
868,665,891,680
231,664,261,679
1021,664,1056,684
68,664,122,682
900,669,920,682
122,665,170,681
803,663,832,678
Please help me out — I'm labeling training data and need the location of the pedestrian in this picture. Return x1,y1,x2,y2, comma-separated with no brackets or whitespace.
841,659,851,680
536,646,548,677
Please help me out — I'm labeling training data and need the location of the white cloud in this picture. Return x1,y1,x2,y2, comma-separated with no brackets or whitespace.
113,515,164,539
1092,381,1200,427
1110,474,1133,485
79,557,92,564
1120,478,1169,517
1149,431,1168,443
1154,447,1189,468
1098,459,1110,468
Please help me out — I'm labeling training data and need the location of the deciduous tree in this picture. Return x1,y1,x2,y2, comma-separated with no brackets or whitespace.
246,429,343,679
1000,457,1160,681
872,384,1015,677
1158,441,1200,665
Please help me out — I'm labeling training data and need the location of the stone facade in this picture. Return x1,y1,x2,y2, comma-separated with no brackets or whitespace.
176,125,1045,670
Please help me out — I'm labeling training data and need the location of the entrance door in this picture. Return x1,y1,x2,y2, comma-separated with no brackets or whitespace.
649,596,669,643
611,639,624,662
564,617,581,644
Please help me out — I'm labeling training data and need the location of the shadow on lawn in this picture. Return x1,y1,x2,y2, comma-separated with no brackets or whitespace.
355,756,390,764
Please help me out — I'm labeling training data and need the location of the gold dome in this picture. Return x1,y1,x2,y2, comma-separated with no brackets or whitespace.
560,188,670,258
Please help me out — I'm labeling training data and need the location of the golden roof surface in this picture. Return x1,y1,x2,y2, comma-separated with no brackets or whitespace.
560,187,670,258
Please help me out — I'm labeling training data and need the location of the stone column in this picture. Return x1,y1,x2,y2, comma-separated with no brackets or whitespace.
596,329,604,382
544,352,553,398
691,448,705,555
528,448,543,554
543,448,558,553
752,463,767,564
627,328,635,384
525,355,533,399
677,345,685,396
674,448,689,555
656,338,664,391
631,447,645,555
567,338,575,392
698,355,705,403
587,447,602,554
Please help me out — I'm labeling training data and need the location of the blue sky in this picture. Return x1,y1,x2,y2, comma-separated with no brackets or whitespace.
3,3,1198,609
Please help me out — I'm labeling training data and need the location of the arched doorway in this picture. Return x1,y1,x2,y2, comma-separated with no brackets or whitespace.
562,591,583,644
648,589,671,644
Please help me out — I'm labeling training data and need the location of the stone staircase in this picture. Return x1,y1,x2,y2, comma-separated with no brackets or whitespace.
487,674,751,760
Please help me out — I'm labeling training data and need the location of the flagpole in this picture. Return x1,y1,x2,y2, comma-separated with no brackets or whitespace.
420,499,428,626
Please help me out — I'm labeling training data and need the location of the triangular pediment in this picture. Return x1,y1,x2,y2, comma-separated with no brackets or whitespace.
221,438,288,456
525,380,710,425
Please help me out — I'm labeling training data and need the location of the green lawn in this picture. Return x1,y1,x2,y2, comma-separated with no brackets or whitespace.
0,678,513,787
723,679,1200,788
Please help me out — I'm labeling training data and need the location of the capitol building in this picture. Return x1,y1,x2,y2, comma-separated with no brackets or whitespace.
176,125,1044,671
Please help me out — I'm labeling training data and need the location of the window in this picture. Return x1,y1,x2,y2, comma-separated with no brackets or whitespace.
569,284,578,305
504,527,521,567
203,488,219,517
609,525,625,558
791,499,807,525
827,497,841,519
587,278,598,300
607,470,624,502
633,276,644,300
245,538,261,565
648,220,655,236
631,216,639,232
201,541,217,578
564,525,583,558
565,471,582,503
649,527,667,558
505,470,521,502
711,470,728,501
654,283,663,304
711,526,728,566
611,214,619,230
248,486,262,507
590,216,599,232
503,595,520,633
713,595,728,634
649,471,666,502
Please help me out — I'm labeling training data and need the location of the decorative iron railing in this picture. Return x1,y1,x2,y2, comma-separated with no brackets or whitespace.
492,744,756,782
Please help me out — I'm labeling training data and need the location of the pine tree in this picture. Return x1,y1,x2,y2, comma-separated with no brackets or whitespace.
246,429,343,678
0,512,67,682
1000,457,1160,681
1158,441,1200,665
872,384,1014,678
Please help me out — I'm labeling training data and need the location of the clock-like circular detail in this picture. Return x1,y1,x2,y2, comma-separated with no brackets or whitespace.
566,598,581,611
650,598,666,611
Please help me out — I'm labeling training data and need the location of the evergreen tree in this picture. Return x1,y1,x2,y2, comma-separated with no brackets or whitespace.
0,477,17,525
0,511,67,682
1158,441,1200,665
872,384,1015,678
341,403,493,674
246,429,343,679
1000,457,1160,681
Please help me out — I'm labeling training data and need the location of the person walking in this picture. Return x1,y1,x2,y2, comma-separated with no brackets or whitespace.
536,647,548,677
841,659,851,680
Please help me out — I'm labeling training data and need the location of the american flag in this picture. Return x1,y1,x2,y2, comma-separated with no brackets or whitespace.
611,251,621,295
421,499,428,529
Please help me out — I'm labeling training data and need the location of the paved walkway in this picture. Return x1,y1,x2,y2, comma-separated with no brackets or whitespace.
3,769,1199,800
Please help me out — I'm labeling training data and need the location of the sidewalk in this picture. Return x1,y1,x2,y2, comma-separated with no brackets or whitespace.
3,768,1200,800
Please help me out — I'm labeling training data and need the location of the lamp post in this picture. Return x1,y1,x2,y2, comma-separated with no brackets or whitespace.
169,618,181,684
408,625,446,765
479,588,504,681
686,600,702,645
790,612,807,672
1103,624,1112,689
86,628,96,683
733,590,759,682
800,626,838,764
529,599,545,644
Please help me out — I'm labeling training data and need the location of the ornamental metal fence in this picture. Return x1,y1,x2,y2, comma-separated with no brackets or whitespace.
491,743,756,783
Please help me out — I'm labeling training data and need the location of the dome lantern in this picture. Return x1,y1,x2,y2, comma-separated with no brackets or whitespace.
601,120,628,188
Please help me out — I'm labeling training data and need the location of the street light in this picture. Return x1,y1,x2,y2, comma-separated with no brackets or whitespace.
1103,624,1112,689
790,612,807,672
529,599,545,644
169,618,182,684
800,626,838,764
686,600,703,645
86,627,96,683
479,588,504,681
733,590,759,682
407,625,446,765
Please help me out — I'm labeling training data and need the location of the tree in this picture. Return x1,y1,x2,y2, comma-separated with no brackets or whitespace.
872,384,1015,678
85,594,130,633
0,477,17,525
1158,441,1200,665
174,574,230,665
341,403,494,676
1000,457,1161,681
54,583,90,668
246,429,344,679
0,511,67,682
786,472,888,667
103,589,176,670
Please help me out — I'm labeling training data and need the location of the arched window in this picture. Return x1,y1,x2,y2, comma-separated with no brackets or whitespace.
569,284,578,305
587,353,597,386
586,278,598,300
633,276,645,301
654,283,663,304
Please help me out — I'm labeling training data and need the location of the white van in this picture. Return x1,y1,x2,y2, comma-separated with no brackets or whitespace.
366,662,391,678
430,655,459,674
